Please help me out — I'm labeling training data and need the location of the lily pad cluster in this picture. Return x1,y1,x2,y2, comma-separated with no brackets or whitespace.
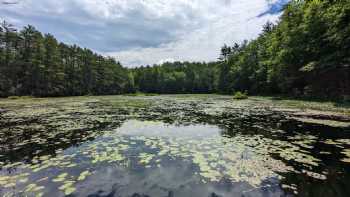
0,95,349,196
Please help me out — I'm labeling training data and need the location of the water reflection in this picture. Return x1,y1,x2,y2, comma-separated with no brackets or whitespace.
116,120,221,138
0,97,350,197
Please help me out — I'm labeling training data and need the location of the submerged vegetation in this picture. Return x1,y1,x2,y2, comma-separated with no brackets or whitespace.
1,0,349,100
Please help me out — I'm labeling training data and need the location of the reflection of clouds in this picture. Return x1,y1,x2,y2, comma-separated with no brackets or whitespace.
74,159,286,197
2,96,347,196
74,165,130,196
97,120,292,187
116,120,221,139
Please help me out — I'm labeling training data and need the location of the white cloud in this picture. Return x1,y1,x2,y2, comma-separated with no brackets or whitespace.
107,0,283,67
0,0,286,67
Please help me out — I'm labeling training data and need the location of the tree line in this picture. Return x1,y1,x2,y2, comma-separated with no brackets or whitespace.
0,22,133,97
132,62,218,94
215,0,350,99
1,0,349,99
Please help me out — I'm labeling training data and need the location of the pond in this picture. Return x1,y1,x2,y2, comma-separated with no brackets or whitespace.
0,95,350,197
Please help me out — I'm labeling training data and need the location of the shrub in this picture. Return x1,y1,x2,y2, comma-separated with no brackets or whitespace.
233,91,248,100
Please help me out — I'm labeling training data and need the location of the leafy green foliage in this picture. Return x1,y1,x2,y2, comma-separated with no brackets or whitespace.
218,0,350,99
132,62,219,94
0,23,134,97
233,91,248,100
1,0,349,99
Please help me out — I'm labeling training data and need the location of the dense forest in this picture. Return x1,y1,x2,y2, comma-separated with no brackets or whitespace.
1,0,349,99
216,0,350,99
134,0,350,99
0,22,134,97
132,62,219,94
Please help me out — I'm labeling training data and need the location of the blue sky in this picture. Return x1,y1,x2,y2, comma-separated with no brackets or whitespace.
0,0,289,67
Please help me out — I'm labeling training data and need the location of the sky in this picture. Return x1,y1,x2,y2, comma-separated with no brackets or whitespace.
0,0,289,67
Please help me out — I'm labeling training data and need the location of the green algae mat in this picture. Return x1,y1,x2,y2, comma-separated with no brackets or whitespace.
0,95,350,197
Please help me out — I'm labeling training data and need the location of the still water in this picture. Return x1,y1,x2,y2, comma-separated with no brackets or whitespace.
0,95,349,197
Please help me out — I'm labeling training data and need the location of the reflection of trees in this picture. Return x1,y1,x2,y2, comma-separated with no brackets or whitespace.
0,107,128,165
213,111,350,197
2,97,350,196
217,112,288,139
277,164,350,197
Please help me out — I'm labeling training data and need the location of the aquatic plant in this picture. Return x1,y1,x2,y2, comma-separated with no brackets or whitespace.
0,95,349,196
